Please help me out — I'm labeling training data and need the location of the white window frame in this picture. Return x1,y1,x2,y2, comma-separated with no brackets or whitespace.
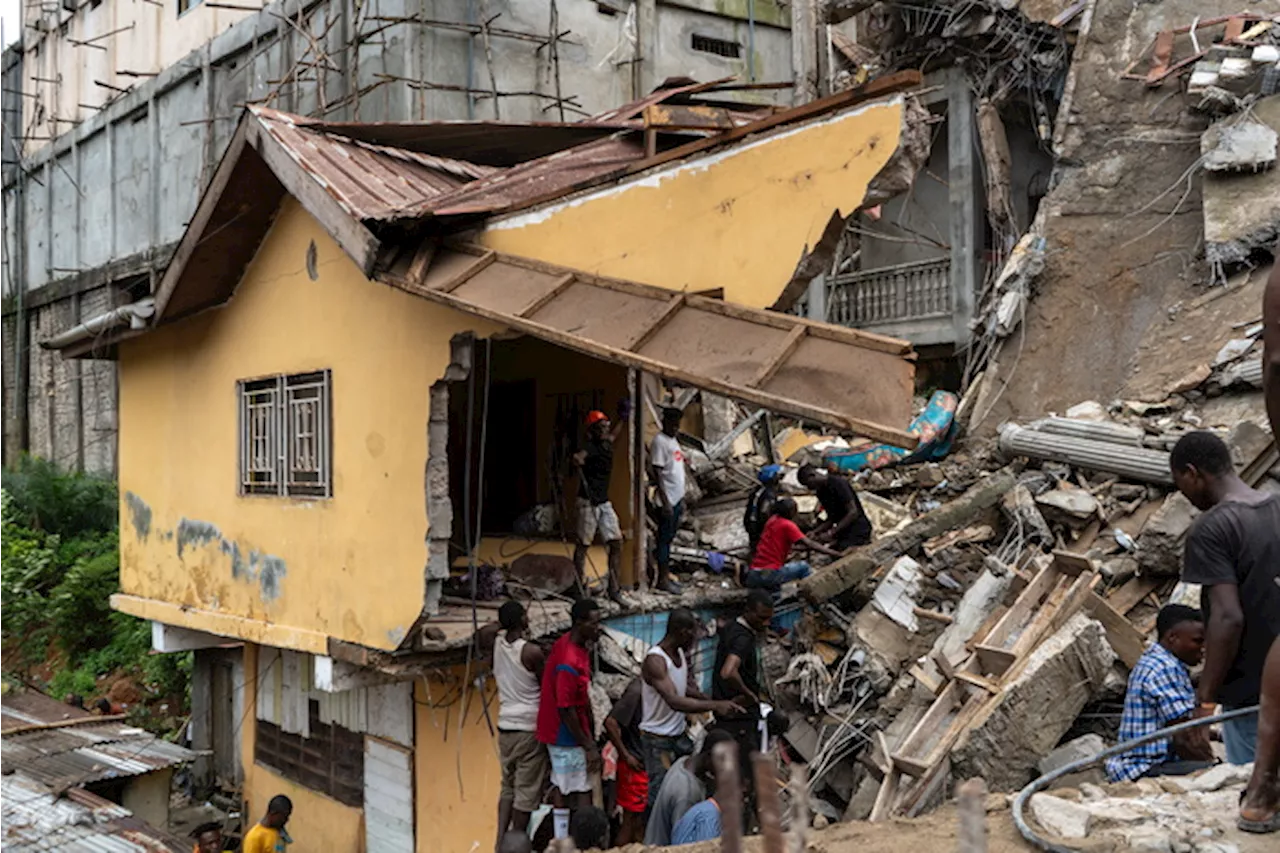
237,370,332,498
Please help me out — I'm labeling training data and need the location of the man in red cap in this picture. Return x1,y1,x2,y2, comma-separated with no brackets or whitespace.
572,404,628,601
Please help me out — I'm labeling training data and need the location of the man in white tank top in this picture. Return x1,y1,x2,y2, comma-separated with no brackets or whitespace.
639,608,744,809
492,601,547,851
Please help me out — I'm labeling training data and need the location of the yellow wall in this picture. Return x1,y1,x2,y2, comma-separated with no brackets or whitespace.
477,97,906,308
414,672,503,853
117,197,501,652
240,645,365,853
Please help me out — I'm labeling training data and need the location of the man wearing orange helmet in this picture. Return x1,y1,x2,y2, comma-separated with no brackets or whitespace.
572,404,629,601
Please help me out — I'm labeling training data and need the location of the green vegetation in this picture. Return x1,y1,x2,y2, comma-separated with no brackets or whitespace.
1,457,189,723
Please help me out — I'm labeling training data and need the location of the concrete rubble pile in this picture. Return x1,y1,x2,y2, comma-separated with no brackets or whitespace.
615,366,1277,833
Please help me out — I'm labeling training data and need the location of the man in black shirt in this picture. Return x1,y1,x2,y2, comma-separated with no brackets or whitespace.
798,464,872,550
572,406,628,600
712,590,773,793
1171,431,1280,771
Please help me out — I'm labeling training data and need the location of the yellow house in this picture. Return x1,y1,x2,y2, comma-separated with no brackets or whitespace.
47,80,923,852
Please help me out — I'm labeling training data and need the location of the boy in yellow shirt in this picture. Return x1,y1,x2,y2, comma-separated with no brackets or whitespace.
242,795,293,853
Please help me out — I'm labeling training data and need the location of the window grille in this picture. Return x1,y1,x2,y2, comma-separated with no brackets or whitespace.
238,370,332,498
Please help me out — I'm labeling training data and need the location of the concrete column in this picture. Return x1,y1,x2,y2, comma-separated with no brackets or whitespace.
635,0,658,98
190,649,214,793
806,274,827,322
791,0,819,104
946,67,978,349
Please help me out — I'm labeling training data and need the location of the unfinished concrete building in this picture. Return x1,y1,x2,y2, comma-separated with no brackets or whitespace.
1,0,802,474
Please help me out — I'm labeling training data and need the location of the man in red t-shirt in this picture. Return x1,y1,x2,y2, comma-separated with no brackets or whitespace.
536,598,603,842
744,498,845,590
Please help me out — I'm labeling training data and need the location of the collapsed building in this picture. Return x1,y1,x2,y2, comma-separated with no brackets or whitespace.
13,1,1280,852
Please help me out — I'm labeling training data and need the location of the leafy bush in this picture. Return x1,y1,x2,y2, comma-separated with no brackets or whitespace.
1,459,190,718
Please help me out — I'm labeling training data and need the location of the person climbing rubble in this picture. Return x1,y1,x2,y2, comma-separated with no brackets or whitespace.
1105,604,1216,782
1170,432,1280,767
743,464,785,557
744,498,845,591
797,463,873,550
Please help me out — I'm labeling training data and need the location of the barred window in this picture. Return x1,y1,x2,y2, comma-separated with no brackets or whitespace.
255,704,364,807
238,370,332,498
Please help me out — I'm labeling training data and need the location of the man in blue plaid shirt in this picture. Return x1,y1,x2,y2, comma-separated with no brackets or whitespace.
1107,605,1218,782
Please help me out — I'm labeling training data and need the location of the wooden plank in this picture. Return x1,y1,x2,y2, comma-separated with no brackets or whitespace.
914,606,954,626
953,671,999,694
868,767,900,822
643,103,735,130
517,272,576,317
1049,572,1100,634
622,293,684,351
973,644,1017,677
686,292,912,356
909,664,943,696
1052,549,1094,578
749,325,806,388
433,251,496,293
982,564,1059,649
247,121,381,277
1085,592,1148,669
891,753,933,778
153,120,250,321
405,240,437,287
1106,576,1161,616
381,268,918,448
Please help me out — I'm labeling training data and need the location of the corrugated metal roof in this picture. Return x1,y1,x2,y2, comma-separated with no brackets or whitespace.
251,107,499,222
1,716,199,788
2,774,188,852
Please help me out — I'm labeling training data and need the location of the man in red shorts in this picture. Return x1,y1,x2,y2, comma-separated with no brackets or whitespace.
603,678,648,844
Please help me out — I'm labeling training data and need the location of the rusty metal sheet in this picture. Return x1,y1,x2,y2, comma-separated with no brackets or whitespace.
253,107,494,222
388,246,917,447
1,713,199,787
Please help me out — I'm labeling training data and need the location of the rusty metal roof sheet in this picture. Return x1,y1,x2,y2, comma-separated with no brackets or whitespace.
3,774,188,852
282,115,631,167
251,106,498,222
2,710,199,788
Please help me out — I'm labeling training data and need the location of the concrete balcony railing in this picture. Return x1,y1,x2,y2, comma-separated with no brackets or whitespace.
827,257,953,327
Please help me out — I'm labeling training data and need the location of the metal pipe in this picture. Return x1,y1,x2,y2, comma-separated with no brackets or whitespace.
999,423,1173,484
1013,705,1259,853
40,297,155,350
1028,417,1146,447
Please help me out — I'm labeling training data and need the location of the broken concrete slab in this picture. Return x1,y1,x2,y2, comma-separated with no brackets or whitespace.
1039,733,1106,776
1029,793,1092,839
1001,483,1055,546
872,556,925,631
1201,118,1278,172
918,566,1013,685
952,614,1116,792
1165,761,1253,794
1204,95,1280,270
1136,492,1198,577
1035,484,1100,523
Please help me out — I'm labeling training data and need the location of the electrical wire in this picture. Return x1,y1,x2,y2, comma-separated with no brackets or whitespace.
1012,705,1261,853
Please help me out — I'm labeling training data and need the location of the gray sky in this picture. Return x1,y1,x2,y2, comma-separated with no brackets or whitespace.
2,0,20,49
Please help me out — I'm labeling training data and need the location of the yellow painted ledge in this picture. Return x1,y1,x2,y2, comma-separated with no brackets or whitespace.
111,593,331,655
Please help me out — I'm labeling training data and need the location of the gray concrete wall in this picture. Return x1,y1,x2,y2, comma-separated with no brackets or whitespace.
1,0,793,472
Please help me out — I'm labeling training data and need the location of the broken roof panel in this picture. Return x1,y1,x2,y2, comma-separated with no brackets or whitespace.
252,107,495,222
383,245,918,447
2,774,188,852
2,701,199,788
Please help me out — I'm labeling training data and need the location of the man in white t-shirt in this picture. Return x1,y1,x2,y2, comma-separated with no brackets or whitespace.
649,406,687,594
